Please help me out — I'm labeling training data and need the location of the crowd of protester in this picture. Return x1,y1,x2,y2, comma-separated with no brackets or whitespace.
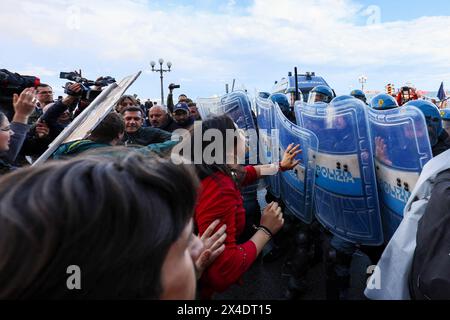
0,74,449,301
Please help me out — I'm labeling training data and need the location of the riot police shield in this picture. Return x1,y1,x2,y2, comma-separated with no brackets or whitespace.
220,91,256,130
368,106,433,241
255,95,280,198
275,101,319,224
296,99,383,245
196,96,222,120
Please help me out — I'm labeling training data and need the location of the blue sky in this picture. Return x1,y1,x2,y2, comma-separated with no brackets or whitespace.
1,0,450,103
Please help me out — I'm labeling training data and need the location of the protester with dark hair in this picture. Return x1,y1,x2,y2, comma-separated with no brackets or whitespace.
115,95,138,114
0,152,207,299
53,112,125,159
121,106,171,146
53,111,177,159
0,88,35,174
176,115,300,298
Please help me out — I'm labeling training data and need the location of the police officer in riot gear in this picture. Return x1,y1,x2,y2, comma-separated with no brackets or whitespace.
441,108,450,136
307,85,335,104
370,93,399,110
269,93,296,123
350,89,368,105
405,100,450,156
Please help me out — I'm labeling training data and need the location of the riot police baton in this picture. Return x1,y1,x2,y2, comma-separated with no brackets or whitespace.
294,67,300,102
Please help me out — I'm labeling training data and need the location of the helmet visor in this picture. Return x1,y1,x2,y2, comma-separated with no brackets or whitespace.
308,92,331,104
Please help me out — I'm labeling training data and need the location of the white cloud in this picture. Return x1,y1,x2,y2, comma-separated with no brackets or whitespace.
17,66,58,77
1,0,450,93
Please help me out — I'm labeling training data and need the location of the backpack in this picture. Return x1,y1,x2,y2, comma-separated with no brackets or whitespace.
365,149,450,300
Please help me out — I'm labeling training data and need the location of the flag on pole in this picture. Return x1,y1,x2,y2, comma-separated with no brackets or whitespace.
437,82,446,101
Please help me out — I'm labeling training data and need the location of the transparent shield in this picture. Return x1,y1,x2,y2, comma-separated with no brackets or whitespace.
368,106,433,241
256,95,280,198
275,101,318,224
198,91,259,193
296,99,383,245
196,96,223,120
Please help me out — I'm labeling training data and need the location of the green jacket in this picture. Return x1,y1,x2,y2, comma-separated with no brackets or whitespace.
53,139,179,159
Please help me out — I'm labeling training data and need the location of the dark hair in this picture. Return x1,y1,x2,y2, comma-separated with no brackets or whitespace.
0,152,199,299
36,84,52,90
89,112,125,144
121,106,144,117
117,95,137,106
186,115,243,181
116,95,138,113
37,83,52,88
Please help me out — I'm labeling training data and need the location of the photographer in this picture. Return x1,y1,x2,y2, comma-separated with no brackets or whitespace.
40,83,82,138
166,83,186,113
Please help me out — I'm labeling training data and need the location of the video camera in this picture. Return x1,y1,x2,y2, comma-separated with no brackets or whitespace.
60,71,116,102
0,69,41,119
169,83,181,91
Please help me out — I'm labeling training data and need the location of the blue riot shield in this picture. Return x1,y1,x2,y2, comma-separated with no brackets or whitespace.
255,96,281,198
275,101,318,224
220,91,256,130
368,106,433,241
296,99,383,245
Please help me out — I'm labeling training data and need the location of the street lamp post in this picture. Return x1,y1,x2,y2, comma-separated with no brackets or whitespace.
358,75,367,92
150,58,172,105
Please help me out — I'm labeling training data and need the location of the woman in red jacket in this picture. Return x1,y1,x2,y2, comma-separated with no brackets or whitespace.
181,115,301,299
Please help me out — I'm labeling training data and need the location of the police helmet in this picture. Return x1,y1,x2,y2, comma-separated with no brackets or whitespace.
441,108,450,133
370,93,399,110
405,100,443,146
307,85,334,104
350,89,367,103
258,92,270,99
269,93,291,116
440,108,450,121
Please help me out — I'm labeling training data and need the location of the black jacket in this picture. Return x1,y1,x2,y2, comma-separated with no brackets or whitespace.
122,127,171,146
145,116,181,133
432,130,450,157
409,169,450,299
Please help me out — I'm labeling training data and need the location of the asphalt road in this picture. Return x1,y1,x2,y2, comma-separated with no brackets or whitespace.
213,189,373,301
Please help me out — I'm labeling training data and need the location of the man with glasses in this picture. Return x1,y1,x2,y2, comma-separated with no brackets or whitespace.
29,84,54,125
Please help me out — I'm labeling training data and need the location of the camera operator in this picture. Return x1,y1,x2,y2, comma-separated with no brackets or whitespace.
166,83,187,113
71,77,106,118
40,83,82,138
0,88,36,175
